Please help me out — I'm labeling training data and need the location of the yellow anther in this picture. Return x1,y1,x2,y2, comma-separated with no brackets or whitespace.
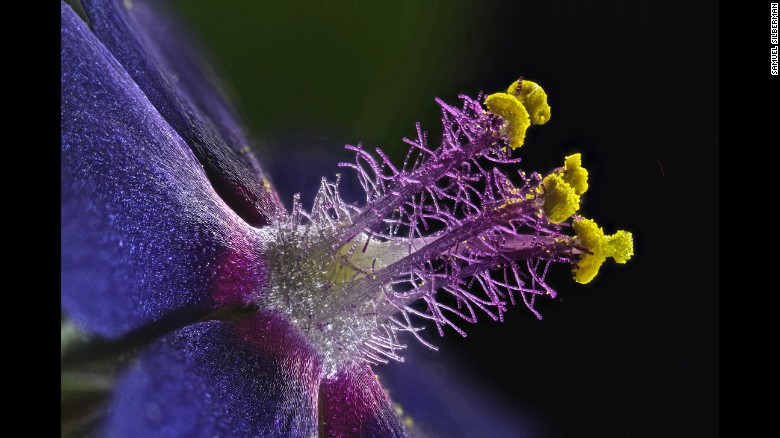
606,230,634,264
562,153,589,195
484,92,530,149
571,218,634,284
506,79,551,125
542,173,580,223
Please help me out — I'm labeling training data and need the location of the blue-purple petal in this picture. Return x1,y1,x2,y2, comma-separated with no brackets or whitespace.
105,311,323,437
62,2,266,338
81,0,282,227
377,342,543,437
320,364,406,437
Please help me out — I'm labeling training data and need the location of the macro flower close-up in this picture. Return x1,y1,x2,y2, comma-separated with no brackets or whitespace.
61,0,717,437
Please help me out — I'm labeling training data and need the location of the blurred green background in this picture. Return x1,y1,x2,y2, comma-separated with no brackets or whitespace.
171,0,480,152
164,1,718,436
165,0,611,208
167,0,527,215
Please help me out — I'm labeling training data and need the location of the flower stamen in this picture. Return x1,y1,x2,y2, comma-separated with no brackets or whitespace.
260,80,632,373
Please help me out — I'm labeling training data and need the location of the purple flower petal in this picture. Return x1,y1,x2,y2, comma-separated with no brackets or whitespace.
377,343,544,437
105,311,322,437
62,2,266,338
80,0,282,227
320,364,405,437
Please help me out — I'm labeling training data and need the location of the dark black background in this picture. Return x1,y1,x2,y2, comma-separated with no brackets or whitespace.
108,0,721,436
370,2,719,437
